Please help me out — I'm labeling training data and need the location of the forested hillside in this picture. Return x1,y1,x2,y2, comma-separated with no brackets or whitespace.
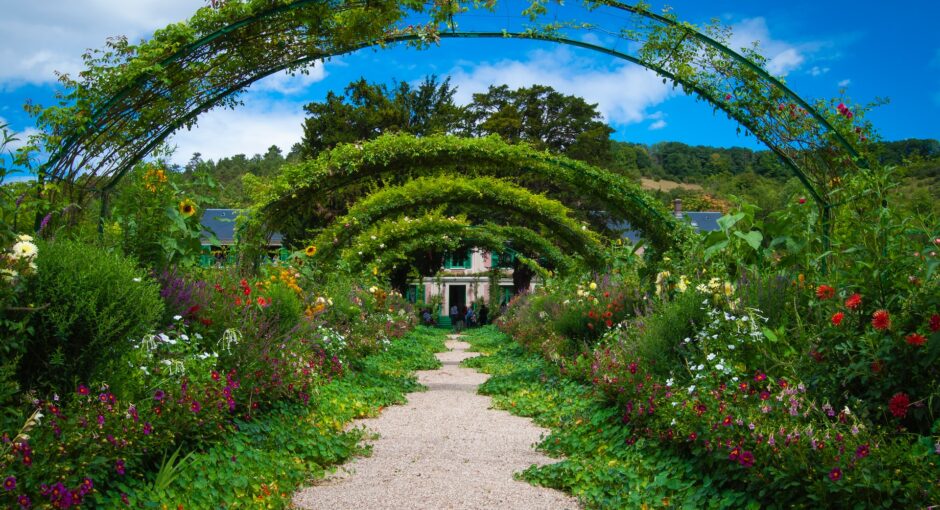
170,78,938,217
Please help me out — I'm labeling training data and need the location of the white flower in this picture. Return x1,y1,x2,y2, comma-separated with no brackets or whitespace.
706,353,716,361
133,277,142,282
161,359,172,365
688,385,696,394
11,241,38,260
173,315,183,321
665,378,675,386
715,363,724,371
727,344,736,350
695,364,704,371
1,269,17,281
16,234,33,242
180,334,189,341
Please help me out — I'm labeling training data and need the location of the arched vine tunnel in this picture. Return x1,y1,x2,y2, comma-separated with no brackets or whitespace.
25,0,869,259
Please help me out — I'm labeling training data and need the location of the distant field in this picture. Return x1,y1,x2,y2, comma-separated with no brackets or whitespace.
639,178,703,192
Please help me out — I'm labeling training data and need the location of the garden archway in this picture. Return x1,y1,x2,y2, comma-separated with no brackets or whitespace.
262,133,683,253
309,175,606,266
341,213,575,274
31,0,867,247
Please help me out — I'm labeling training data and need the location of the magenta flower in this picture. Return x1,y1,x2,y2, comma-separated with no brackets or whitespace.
115,459,126,476
829,467,842,482
190,401,202,413
855,444,870,459
738,450,755,468
142,422,153,435
153,389,165,402
4,476,16,491
17,494,30,508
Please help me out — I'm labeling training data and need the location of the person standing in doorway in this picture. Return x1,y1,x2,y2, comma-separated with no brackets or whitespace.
449,303,459,332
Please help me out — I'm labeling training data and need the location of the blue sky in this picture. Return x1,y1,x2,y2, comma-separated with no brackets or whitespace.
1,0,937,169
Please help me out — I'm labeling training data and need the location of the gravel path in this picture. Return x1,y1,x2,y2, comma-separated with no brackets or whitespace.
292,335,580,510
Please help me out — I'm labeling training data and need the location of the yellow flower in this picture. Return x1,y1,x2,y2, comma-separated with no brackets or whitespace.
372,266,378,276
589,282,597,290
305,245,317,257
179,199,196,218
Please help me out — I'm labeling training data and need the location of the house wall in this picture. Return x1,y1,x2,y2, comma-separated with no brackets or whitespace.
418,248,534,314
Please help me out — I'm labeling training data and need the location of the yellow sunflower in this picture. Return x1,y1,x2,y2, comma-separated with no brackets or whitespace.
305,245,317,257
179,199,197,217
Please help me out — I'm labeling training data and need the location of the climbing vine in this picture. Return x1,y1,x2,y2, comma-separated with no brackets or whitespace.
308,175,605,267
259,133,686,253
340,212,575,274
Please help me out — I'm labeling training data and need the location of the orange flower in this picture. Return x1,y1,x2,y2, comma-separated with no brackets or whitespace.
305,245,317,257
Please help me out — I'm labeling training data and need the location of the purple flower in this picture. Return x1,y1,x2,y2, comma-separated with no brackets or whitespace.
142,422,153,435
115,459,126,476
38,212,52,234
855,444,870,459
190,401,202,413
153,389,165,402
17,494,30,508
4,476,16,491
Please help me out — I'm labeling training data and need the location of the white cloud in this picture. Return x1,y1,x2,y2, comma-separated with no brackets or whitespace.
0,1,205,85
648,119,667,130
838,79,851,87
729,17,814,77
809,66,830,76
0,117,40,151
249,65,328,95
164,95,306,165
448,47,671,126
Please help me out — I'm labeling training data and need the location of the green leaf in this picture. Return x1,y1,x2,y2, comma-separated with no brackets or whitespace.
733,230,763,250
717,212,745,232
703,239,729,260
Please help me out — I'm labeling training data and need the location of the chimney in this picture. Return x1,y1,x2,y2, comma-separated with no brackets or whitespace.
673,198,683,218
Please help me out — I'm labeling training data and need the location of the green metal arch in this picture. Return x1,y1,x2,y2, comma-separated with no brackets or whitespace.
342,215,574,274
311,175,607,267
35,0,861,244
264,132,684,253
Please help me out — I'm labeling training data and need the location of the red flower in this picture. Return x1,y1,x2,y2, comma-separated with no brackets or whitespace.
211,371,220,381
845,293,862,310
798,197,806,205
888,392,909,418
829,467,842,482
754,372,767,382
605,319,613,328
77,384,90,395
759,390,770,400
905,332,926,346
831,312,844,326
929,314,940,333
871,310,891,330
728,447,741,461
871,360,883,373
725,93,732,100
722,415,733,426
738,450,755,468
816,285,835,300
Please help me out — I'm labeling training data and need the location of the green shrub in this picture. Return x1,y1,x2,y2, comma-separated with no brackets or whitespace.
630,290,707,375
20,240,163,393
261,281,304,335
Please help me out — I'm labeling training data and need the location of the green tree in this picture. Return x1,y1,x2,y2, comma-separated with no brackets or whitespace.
300,76,462,157
463,84,613,165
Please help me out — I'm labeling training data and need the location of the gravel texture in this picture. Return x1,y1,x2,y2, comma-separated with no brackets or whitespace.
292,336,580,510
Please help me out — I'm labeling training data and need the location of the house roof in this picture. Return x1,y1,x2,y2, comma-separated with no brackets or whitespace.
201,208,283,246
609,211,723,243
